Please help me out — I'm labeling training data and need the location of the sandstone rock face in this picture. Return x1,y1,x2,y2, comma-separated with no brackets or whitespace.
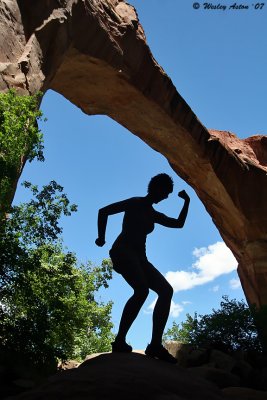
0,1,266,319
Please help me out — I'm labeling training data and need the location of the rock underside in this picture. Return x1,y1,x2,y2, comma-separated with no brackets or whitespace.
0,0,267,336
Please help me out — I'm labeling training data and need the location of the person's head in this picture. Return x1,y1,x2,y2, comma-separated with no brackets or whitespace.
147,173,174,203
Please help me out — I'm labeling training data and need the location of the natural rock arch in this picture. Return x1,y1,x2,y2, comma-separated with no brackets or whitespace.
1,0,267,341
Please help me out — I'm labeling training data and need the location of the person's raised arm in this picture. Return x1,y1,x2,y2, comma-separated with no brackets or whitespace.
95,199,131,247
154,190,190,228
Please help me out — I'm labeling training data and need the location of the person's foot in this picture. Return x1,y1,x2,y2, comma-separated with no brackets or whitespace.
111,339,132,353
145,344,177,364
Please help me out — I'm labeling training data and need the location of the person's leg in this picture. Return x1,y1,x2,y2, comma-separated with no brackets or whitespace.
143,262,176,363
144,261,173,346
112,253,149,347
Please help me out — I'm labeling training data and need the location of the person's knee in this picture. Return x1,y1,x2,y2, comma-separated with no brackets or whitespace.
161,282,173,299
134,286,149,301
168,284,173,298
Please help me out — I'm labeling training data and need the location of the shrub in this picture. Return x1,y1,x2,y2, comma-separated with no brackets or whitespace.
164,296,263,353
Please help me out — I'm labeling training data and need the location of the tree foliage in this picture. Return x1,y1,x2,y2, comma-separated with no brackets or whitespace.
0,181,114,372
164,296,263,352
0,89,44,214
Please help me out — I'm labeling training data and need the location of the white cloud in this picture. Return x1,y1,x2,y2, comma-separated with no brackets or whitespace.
165,241,238,293
170,301,184,317
229,278,241,289
211,285,219,292
144,299,184,318
144,298,156,314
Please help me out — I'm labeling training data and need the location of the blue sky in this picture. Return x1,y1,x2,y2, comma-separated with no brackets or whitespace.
13,1,267,349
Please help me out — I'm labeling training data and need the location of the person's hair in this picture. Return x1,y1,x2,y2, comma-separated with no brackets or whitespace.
147,173,174,194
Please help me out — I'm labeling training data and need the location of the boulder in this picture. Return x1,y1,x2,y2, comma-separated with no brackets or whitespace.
231,359,253,381
57,359,80,370
11,380,35,390
5,352,226,400
222,386,267,400
208,350,236,372
165,341,209,367
188,366,241,389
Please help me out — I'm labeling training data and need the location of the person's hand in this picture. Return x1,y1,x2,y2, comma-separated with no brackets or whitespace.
95,238,105,247
178,190,190,201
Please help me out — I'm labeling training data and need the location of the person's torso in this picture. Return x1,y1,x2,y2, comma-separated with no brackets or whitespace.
113,197,155,252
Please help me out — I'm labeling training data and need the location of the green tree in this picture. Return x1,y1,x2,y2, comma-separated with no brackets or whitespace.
0,181,114,372
163,315,198,344
0,89,44,216
164,296,263,352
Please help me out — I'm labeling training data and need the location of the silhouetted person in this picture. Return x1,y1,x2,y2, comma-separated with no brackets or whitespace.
95,173,190,363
